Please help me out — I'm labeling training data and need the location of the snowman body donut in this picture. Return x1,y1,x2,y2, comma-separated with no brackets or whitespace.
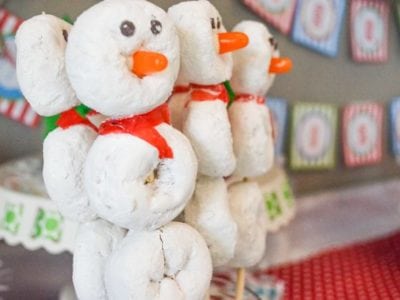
65,1,211,299
16,14,98,223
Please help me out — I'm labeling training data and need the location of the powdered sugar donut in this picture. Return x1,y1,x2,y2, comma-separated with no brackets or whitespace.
16,14,79,116
105,222,212,300
227,181,267,268
183,98,236,177
184,176,237,267
66,0,179,118
43,125,97,222
73,219,126,300
85,121,198,230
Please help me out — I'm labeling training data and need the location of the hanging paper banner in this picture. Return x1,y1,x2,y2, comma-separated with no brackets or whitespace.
0,35,22,99
267,97,288,160
0,9,40,128
291,0,346,57
350,0,389,63
257,166,296,232
342,102,383,167
242,0,297,35
389,98,400,158
290,103,338,170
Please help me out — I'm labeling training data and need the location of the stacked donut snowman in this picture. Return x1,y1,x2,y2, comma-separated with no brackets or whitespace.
168,0,249,267
227,21,292,268
17,1,213,299
16,13,127,300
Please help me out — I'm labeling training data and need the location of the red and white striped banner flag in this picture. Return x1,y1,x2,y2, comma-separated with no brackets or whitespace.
0,8,40,128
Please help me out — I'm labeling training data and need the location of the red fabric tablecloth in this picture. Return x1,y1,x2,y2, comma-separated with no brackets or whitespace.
264,231,400,299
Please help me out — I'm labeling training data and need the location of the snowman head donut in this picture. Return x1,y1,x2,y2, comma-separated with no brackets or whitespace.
168,0,248,85
230,21,292,96
66,0,179,118
16,14,79,116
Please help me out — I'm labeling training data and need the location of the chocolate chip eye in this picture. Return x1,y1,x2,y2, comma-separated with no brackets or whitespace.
62,29,68,42
150,20,162,35
217,18,221,29
120,21,136,37
269,37,278,50
211,18,216,29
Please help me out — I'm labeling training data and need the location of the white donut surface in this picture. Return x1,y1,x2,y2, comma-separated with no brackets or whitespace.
105,222,212,300
229,101,274,178
66,0,180,118
73,219,126,300
43,125,97,222
184,176,237,267
168,0,233,85
228,181,268,268
16,14,79,116
183,101,236,177
84,123,197,230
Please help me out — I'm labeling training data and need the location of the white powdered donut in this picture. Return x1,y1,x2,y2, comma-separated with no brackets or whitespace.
229,101,274,178
105,222,212,300
168,0,233,85
228,181,268,268
43,125,97,222
16,14,79,116
73,219,126,300
230,21,277,96
65,0,180,118
84,123,197,230
184,176,237,267
183,101,236,177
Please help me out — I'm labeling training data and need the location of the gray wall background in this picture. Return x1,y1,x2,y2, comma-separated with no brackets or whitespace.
2,0,400,194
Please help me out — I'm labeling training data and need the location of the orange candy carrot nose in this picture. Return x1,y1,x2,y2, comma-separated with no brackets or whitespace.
218,32,249,54
132,51,168,78
269,57,293,74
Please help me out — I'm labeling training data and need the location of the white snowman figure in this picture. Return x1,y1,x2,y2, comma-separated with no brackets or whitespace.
16,14,97,223
227,21,292,269
65,1,212,299
168,0,249,268
16,14,126,300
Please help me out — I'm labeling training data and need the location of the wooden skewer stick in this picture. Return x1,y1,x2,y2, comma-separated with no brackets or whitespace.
235,267,246,300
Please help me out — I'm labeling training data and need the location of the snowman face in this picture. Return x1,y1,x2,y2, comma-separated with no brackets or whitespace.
66,0,179,117
168,0,234,85
16,14,79,116
231,21,277,97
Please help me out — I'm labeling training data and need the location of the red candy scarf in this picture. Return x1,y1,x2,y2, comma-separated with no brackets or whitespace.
99,103,173,159
57,108,97,132
234,94,265,105
190,84,229,104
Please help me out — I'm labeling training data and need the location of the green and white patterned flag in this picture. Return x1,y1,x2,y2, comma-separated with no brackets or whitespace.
31,209,63,242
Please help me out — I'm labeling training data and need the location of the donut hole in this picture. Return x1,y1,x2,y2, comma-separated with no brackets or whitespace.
144,166,159,185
